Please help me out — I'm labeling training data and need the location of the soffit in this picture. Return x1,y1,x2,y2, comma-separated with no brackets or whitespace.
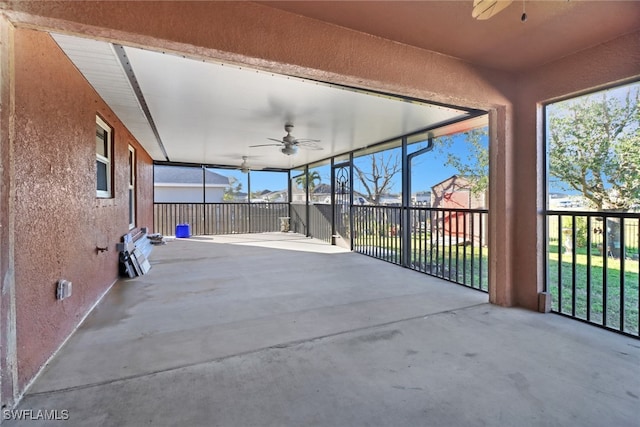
52,33,475,169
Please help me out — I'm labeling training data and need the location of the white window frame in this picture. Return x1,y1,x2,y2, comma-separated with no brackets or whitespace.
96,116,112,198
128,145,136,229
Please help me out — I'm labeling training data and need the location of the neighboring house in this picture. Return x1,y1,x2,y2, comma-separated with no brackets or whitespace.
431,175,487,244
413,191,431,206
229,192,249,203
379,194,402,206
431,175,486,210
154,166,230,203
311,183,332,204
261,190,288,203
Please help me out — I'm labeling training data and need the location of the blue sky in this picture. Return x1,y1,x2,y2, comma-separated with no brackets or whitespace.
211,131,486,196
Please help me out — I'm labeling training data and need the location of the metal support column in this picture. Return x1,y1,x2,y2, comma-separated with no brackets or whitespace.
305,165,310,237
401,137,410,267
349,153,354,251
330,157,336,244
287,169,292,223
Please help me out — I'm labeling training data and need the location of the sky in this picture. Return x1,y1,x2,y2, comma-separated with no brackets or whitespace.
207,131,485,196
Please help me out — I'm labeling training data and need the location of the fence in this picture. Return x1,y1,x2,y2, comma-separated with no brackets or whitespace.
546,210,640,338
309,204,332,243
154,203,289,236
352,205,489,291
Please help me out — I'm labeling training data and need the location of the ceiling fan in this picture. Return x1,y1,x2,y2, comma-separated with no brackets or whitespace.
472,0,513,20
239,156,251,173
250,123,322,156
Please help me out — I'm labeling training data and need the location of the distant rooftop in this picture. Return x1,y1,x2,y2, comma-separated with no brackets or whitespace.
154,166,229,186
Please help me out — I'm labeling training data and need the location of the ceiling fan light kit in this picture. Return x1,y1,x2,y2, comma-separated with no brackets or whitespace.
249,123,322,157
281,145,298,156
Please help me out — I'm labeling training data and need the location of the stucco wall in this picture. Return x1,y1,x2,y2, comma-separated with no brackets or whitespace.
513,30,640,310
12,28,153,391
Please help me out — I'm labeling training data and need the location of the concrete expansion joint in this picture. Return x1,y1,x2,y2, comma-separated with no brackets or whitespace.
25,302,489,398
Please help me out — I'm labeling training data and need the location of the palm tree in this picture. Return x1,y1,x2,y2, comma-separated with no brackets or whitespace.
295,170,321,194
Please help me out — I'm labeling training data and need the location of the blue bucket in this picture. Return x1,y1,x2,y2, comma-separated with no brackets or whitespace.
175,224,191,238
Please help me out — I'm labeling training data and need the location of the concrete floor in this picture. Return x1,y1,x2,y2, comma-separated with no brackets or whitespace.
9,233,640,426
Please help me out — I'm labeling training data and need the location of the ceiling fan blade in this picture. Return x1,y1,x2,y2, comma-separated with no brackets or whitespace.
294,138,321,143
249,143,282,148
296,141,323,150
472,0,512,20
267,138,285,144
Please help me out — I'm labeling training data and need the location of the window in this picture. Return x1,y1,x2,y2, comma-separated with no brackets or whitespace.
96,116,112,198
128,145,136,229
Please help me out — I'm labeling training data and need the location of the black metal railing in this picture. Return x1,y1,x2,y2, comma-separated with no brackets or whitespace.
154,203,288,236
155,202,491,292
408,207,489,291
546,210,640,338
353,205,403,265
352,205,489,291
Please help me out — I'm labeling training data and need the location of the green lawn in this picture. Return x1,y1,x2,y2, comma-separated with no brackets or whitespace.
547,243,639,335
354,232,489,291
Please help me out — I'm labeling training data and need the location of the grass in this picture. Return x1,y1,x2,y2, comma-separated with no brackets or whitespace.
353,231,490,291
353,224,640,336
547,242,639,336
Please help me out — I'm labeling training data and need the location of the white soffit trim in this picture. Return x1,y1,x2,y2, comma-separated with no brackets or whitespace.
50,33,165,160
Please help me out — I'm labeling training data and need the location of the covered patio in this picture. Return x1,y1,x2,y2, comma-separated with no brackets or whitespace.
9,234,639,426
1,1,639,421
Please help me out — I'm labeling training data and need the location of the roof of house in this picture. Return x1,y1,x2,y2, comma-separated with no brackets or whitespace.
430,174,462,189
154,166,229,186
313,183,332,194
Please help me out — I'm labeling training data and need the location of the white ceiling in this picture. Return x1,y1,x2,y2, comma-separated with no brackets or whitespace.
52,33,475,170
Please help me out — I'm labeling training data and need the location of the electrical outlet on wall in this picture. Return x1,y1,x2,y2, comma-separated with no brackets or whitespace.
56,279,72,300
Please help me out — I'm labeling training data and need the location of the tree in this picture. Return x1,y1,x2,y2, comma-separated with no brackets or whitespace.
548,88,640,211
354,151,401,204
223,177,243,202
295,170,321,193
436,128,489,196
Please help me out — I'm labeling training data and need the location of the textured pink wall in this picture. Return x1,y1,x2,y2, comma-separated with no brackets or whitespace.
12,28,153,390
1,1,518,310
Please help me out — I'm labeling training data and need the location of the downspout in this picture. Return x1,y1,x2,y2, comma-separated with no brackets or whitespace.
403,138,435,267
